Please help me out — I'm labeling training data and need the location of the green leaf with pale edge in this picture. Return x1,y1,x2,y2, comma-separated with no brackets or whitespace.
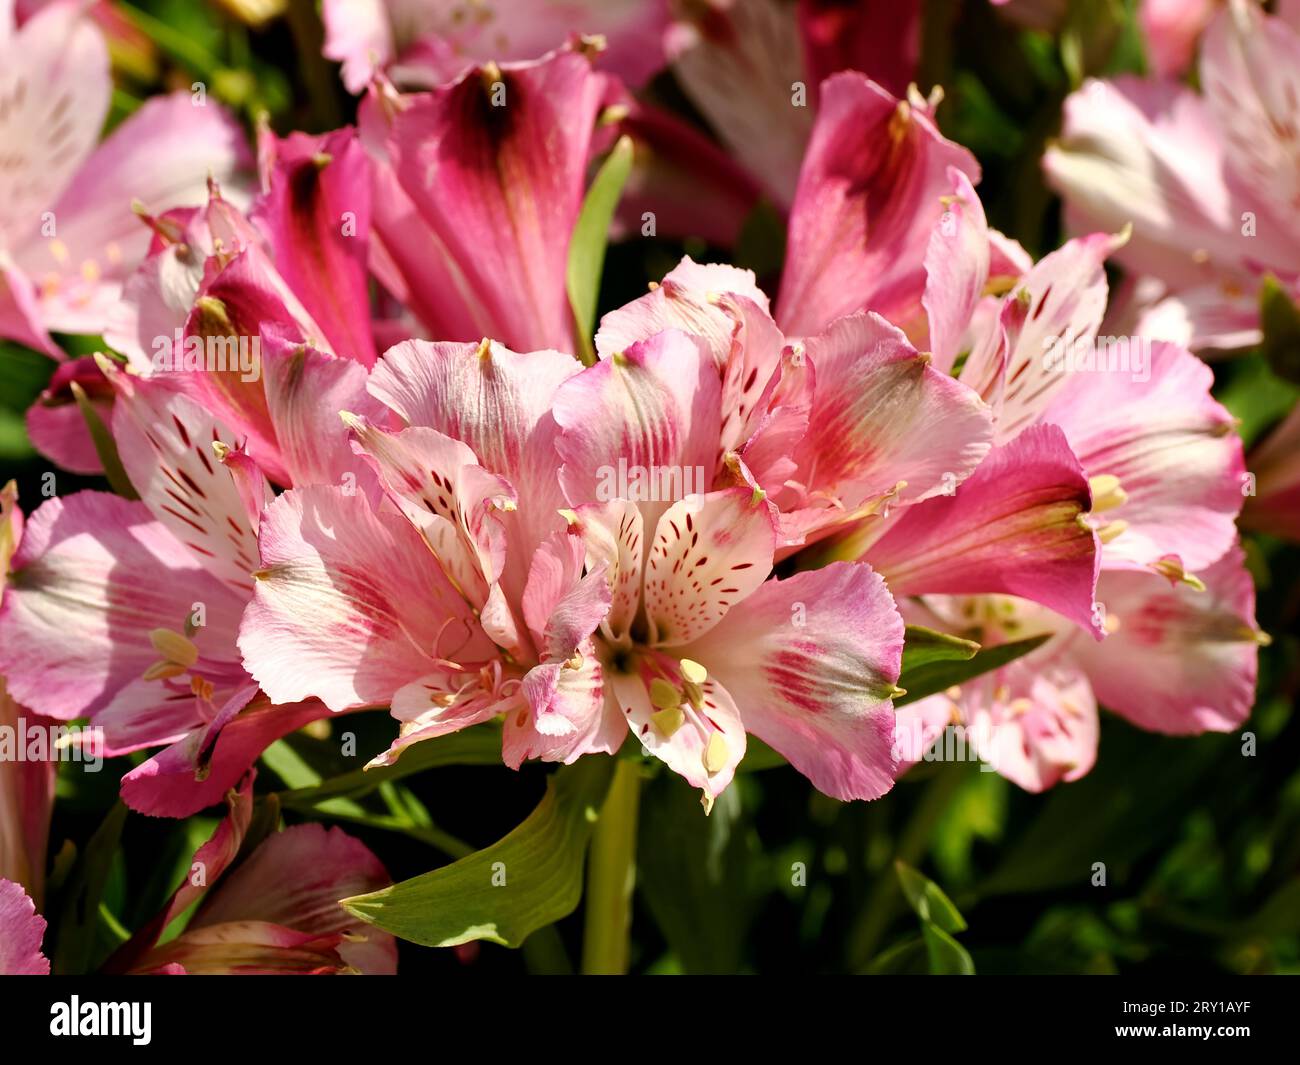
922,922,976,974
901,625,980,673
567,135,634,364
277,722,502,808
893,862,974,974
341,755,615,948
71,380,139,499
895,633,1050,707
1260,274,1300,385
895,860,968,934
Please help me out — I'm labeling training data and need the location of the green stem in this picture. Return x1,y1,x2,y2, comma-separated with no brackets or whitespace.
581,758,641,974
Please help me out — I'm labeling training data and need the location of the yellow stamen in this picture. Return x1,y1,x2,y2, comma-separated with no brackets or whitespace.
1096,519,1128,544
142,660,188,682
649,677,681,710
150,628,199,668
652,705,684,737
704,732,728,773
1150,558,1206,590
679,659,707,685
1088,474,1128,513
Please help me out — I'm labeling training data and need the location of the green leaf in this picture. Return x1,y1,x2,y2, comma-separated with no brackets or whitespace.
1259,275,1300,385
52,802,129,974
863,935,931,974
341,755,616,948
71,380,139,499
895,633,1051,707
638,775,761,973
921,922,976,974
901,624,980,673
0,408,35,461
567,135,634,365
277,722,502,808
0,341,53,412
895,860,968,934
1216,351,1300,448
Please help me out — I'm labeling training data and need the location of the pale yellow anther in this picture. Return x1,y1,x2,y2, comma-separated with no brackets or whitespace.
649,677,681,710
557,508,580,526
599,103,630,126
679,659,707,685
1088,474,1128,513
1151,557,1206,591
888,100,912,142
1103,613,1122,635
142,660,188,682
704,732,728,774
564,652,583,670
945,685,962,700
48,239,69,264
80,259,101,282
651,705,684,737
475,337,492,360
150,628,199,668
1096,519,1128,544
211,440,231,461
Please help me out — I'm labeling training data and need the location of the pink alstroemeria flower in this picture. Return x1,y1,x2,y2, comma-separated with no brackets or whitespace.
239,317,935,806
845,183,1262,789
106,774,397,975
0,484,56,908
0,1,249,354
593,256,996,554
895,545,1264,792
1044,0,1300,351
1138,0,1218,78
0,354,376,818
0,877,49,975
775,71,981,339
322,0,671,93
1241,404,1300,542
358,45,605,354
102,140,383,486
666,0,921,208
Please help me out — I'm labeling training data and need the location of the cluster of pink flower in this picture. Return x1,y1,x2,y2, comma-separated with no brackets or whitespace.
0,0,1289,975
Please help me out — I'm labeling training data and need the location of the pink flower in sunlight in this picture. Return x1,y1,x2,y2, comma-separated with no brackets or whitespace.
322,0,671,93
0,356,372,818
238,319,936,807
0,1,249,355
105,775,396,975
357,45,605,354
0,877,49,975
1044,0,1300,351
